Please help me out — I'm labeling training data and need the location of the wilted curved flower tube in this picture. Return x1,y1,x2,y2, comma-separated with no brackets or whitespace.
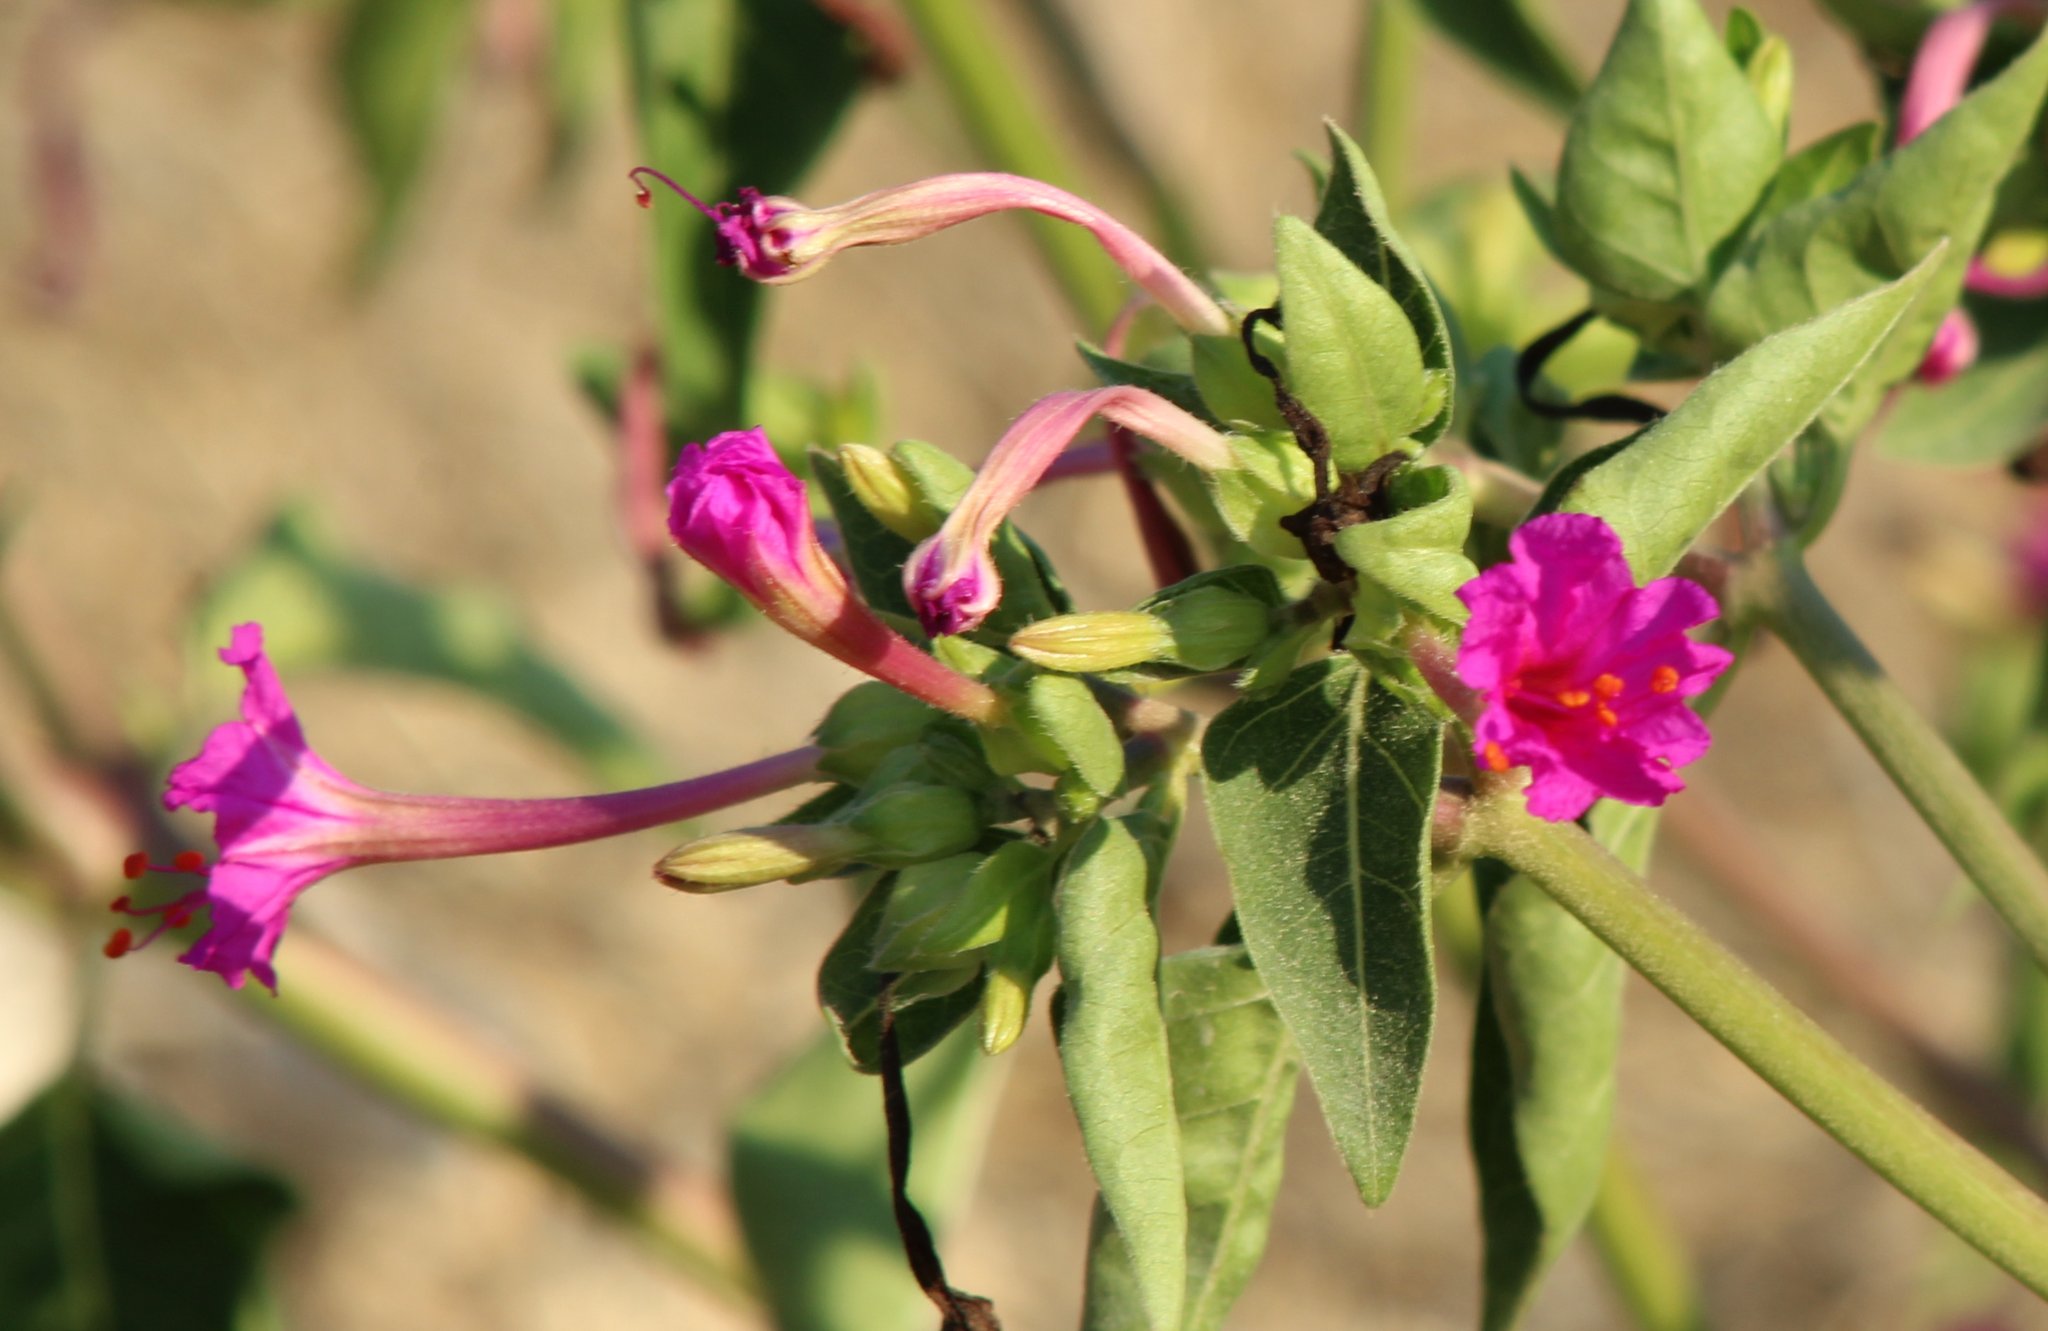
631,168,1232,337
125,624,827,991
667,428,1005,723
903,387,1233,637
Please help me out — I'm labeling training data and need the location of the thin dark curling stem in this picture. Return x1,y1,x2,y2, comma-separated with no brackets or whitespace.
1516,309,1667,425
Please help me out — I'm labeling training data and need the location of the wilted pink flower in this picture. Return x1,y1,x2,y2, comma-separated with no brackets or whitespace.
1917,309,1981,384
903,387,1232,636
667,428,1004,721
1455,514,1733,822
630,167,1231,336
117,624,826,991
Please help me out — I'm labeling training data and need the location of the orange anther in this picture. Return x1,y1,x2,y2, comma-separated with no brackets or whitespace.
122,853,148,880
1596,704,1619,728
1556,689,1591,708
103,928,134,959
1651,664,1679,694
1482,741,1511,774
1593,673,1624,699
173,850,205,873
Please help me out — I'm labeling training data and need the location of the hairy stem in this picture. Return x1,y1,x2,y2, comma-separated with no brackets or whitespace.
1587,1147,1707,1331
1749,547,2048,978
1469,796,2048,1297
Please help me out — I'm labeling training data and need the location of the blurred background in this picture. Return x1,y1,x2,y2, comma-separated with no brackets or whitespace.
1,0,2043,1327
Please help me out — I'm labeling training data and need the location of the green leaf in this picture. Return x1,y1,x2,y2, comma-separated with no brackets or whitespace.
1469,803,1656,1331
1055,818,1188,1331
1408,0,1583,117
0,1077,295,1331
1880,317,2048,467
1332,464,1480,633
874,842,1055,971
1313,125,1456,444
1556,250,1942,579
336,0,475,269
629,0,864,437
192,508,653,784
1203,655,1443,1204
1274,217,1429,472
820,876,986,1073
1015,673,1125,798
1552,0,1781,303
730,1027,1001,1331
1080,945,1301,1331
1705,29,2048,435
1192,333,1291,433
1753,122,1880,223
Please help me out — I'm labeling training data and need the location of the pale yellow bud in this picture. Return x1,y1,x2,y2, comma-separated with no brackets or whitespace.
655,824,864,893
837,443,938,541
1008,612,1175,673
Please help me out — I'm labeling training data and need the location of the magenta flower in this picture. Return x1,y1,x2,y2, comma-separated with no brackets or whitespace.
1454,514,1733,822
1917,309,1982,384
1898,0,2048,301
903,387,1232,637
630,167,1231,337
117,623,826,991
667,428,1005,722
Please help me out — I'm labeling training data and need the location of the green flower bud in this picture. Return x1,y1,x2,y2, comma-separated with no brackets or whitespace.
980,884,1056,1055
874,841,1054,971
1744,36,1792,140
978,968,1032,1056
837,442,939,541
655,823,866,893
814,682,946,783
846,784,984,866
1153,585,1270,670
1008,612,1175,673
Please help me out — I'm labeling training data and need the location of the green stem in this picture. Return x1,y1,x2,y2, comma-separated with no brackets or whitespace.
1469,797,2048,1297
1588,1146,1707,1331
1751,547,2048,978
250,936,762,1310
1353,0,1422,214
895,0,1126,330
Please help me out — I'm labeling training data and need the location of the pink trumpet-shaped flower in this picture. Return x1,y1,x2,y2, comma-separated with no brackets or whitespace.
124,624,827,991
667,428,1005,722
1897,0,2048,301
903,387,1233,637
630,168,1231,337
1455,514,1733,822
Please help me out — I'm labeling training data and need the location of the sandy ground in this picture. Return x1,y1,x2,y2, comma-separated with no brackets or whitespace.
1,0,2044,1327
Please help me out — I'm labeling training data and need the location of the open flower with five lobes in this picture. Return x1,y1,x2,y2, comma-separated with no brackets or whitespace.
629,167,1232,337
119,623,825,991
1455,514,1733,822
903,386,1233,637
666,427,1005,723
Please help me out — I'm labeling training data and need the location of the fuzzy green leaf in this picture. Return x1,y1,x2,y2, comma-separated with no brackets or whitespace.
1332,464,1480,632
1557,249,1942,579
1274,217,1429,472
1057,818,1188,1331
1552,0,1781,302
819,876,986,1073
1313,125,1455,443
1203,655,1442,1204
1080,945,1301,1331
1705,29,2048,436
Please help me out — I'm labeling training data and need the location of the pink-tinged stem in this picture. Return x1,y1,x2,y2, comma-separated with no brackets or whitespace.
813,601,1005,724
1042,438,1116,481
341,745,828,863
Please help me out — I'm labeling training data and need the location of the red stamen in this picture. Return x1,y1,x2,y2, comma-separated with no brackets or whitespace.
173,850,205,873
1651,664,1679,694
109,895,130,914
103,928,133,959
122,852,147,880
166,905,193,928
634,183,652,209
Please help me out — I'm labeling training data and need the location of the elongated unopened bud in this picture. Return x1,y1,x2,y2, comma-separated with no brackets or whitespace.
1009,612,1175,673
837,443,938,541
656,824,866,893
847,784,984,866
